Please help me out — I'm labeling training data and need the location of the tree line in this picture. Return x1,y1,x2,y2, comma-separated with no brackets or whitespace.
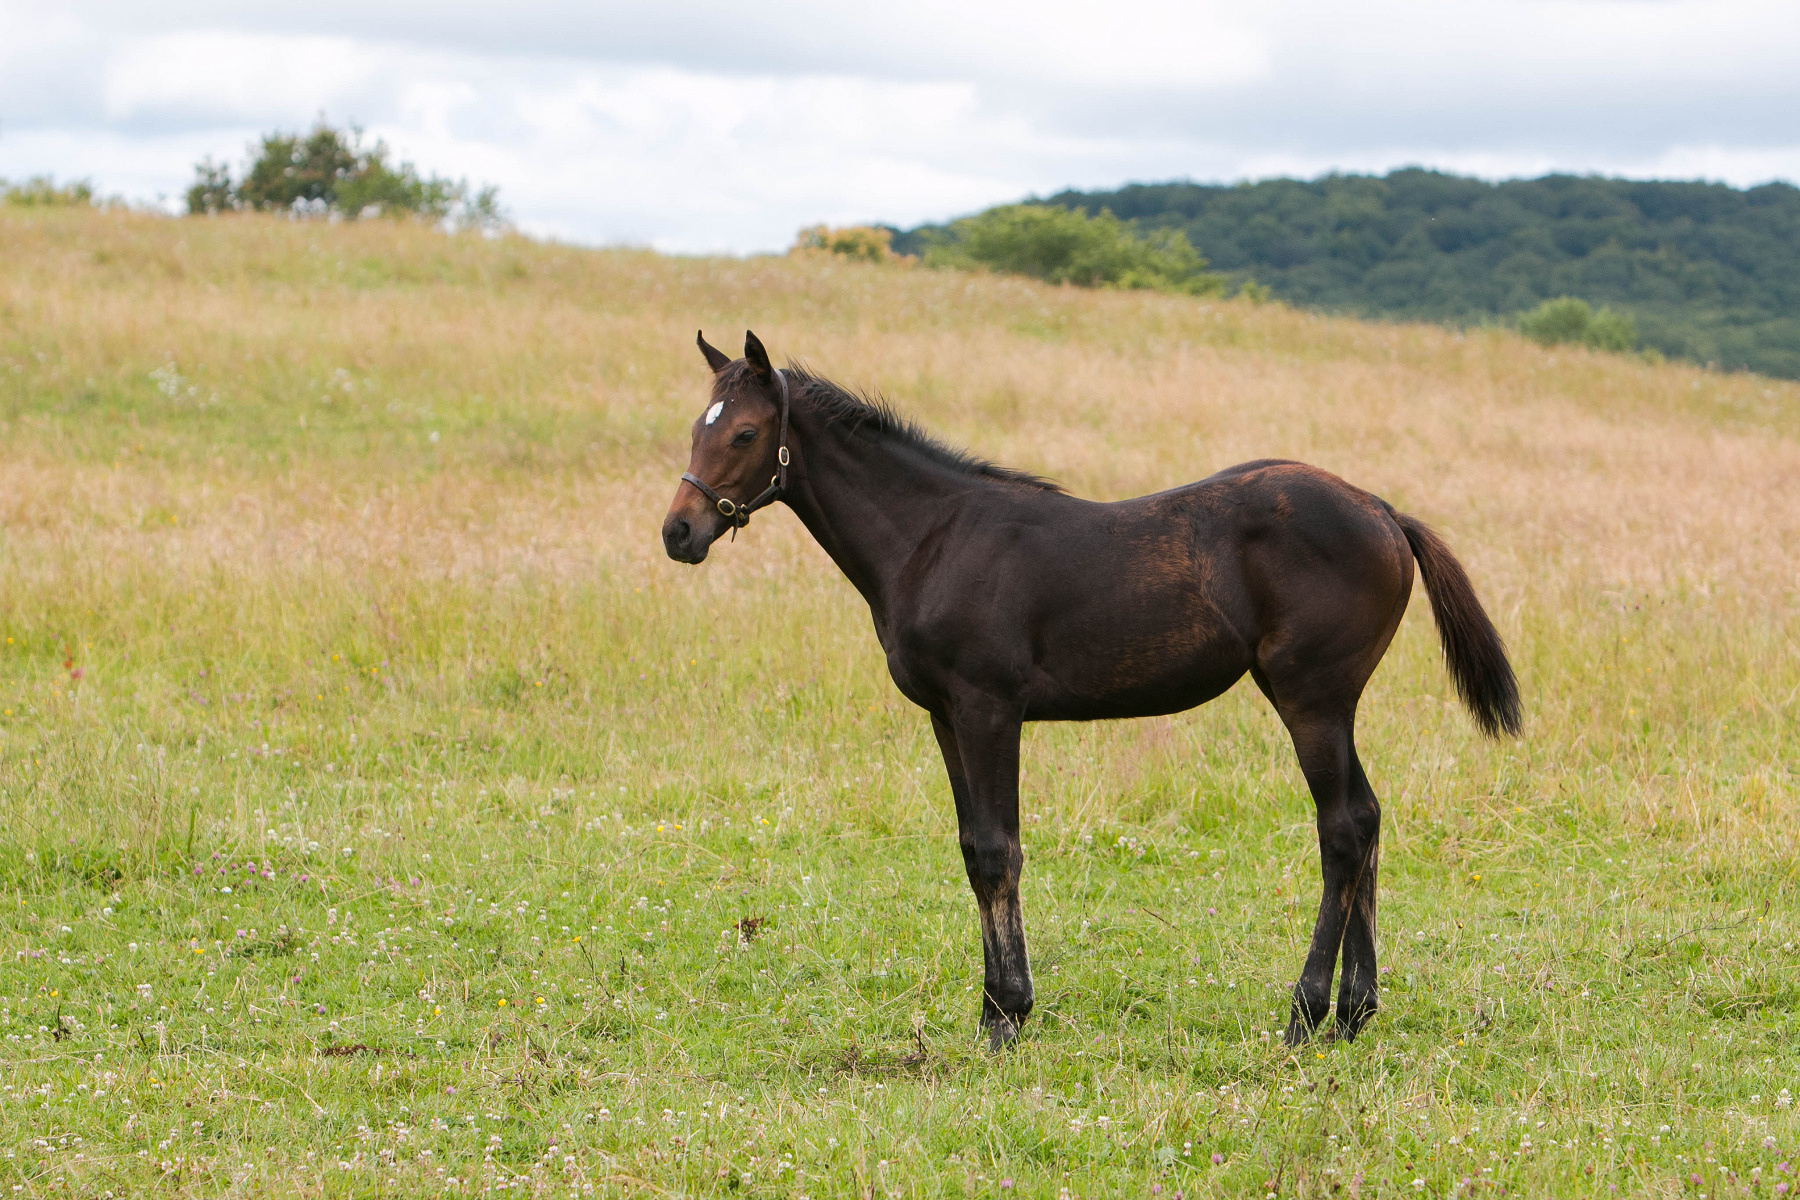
883,170,1799,379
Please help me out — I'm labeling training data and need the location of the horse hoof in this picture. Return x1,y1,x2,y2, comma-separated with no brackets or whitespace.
984,1017,1021,1053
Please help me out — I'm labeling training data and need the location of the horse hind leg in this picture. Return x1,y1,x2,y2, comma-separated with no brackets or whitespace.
1273,708,1381,1045
1334,763,1382,1040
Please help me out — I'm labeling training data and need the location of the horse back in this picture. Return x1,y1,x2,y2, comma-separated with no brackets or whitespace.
883,460,1411,722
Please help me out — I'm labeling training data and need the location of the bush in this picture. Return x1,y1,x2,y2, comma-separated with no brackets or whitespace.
186,161,233,216
923,205,1224,296
2,176,95,208
791,225,899,264
1517,297,1636,353
187,121,503,230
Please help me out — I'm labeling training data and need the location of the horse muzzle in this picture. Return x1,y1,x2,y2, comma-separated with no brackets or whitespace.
661,510,719,564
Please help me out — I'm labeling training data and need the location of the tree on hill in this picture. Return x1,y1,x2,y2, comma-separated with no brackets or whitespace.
187,121,503,230
912,205,1224,296
1517,297,1636,353
791,224,900,263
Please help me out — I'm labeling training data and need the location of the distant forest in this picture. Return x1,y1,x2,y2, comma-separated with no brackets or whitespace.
888,170,1800,379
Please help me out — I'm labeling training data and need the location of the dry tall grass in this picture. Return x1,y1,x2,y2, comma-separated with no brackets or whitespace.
5,209,1795,845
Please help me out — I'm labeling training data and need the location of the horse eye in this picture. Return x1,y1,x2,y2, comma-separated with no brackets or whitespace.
731,429,758,447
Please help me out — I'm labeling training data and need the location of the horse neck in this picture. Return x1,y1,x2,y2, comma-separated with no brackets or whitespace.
780,402,972,618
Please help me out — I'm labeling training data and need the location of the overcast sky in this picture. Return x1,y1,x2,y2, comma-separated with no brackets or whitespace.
3,1,1797,253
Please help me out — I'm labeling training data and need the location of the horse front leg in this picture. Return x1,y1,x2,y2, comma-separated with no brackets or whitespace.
932,708,1032,1050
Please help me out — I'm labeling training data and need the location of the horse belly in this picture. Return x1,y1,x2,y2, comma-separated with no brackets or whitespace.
1024,605,1253,722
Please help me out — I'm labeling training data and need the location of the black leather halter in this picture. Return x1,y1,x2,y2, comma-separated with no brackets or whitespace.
679,369,792,536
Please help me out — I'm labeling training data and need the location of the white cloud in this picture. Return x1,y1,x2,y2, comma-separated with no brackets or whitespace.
1,0,1796,251
102,33,385,128
415,69,1057,251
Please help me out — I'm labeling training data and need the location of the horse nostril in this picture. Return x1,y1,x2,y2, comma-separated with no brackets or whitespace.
674,519,691,545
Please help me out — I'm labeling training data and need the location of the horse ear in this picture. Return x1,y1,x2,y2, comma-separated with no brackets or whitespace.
743,330,773,381
696,330,731,374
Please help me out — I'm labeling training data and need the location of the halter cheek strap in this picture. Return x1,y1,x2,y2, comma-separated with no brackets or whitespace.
680,369,792,537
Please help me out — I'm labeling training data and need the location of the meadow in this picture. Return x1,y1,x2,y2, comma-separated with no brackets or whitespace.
0,208,1797,1198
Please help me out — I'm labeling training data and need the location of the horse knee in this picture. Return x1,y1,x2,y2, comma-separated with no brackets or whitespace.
1316,815,1363,864
1319,800,1380,862
960,832,1020,898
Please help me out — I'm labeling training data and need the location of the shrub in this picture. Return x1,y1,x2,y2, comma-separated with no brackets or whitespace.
2,176,95,208
187,121,503,230
1517,296,1637,353
186,161,234,216
924,205,1224,296
1585,308,1638,353
791,225,898,264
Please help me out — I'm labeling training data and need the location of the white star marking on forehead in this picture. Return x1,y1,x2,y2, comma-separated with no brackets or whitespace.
704,401,724,426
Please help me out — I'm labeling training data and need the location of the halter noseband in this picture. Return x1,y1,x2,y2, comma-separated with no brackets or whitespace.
679,369,792,538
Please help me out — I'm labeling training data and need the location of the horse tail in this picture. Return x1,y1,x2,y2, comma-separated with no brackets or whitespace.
1392,511,1522,738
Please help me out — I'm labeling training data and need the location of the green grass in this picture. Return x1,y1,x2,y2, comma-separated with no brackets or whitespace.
0,208,1797,1197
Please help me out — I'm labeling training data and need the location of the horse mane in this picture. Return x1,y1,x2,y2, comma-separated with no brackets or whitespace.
746,361,1064,493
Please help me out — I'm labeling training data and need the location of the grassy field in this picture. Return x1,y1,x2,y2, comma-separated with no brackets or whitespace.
0,208,1797,1199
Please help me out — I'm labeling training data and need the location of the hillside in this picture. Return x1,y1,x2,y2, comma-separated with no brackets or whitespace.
1,209,1797,1197
892,170,1800,379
